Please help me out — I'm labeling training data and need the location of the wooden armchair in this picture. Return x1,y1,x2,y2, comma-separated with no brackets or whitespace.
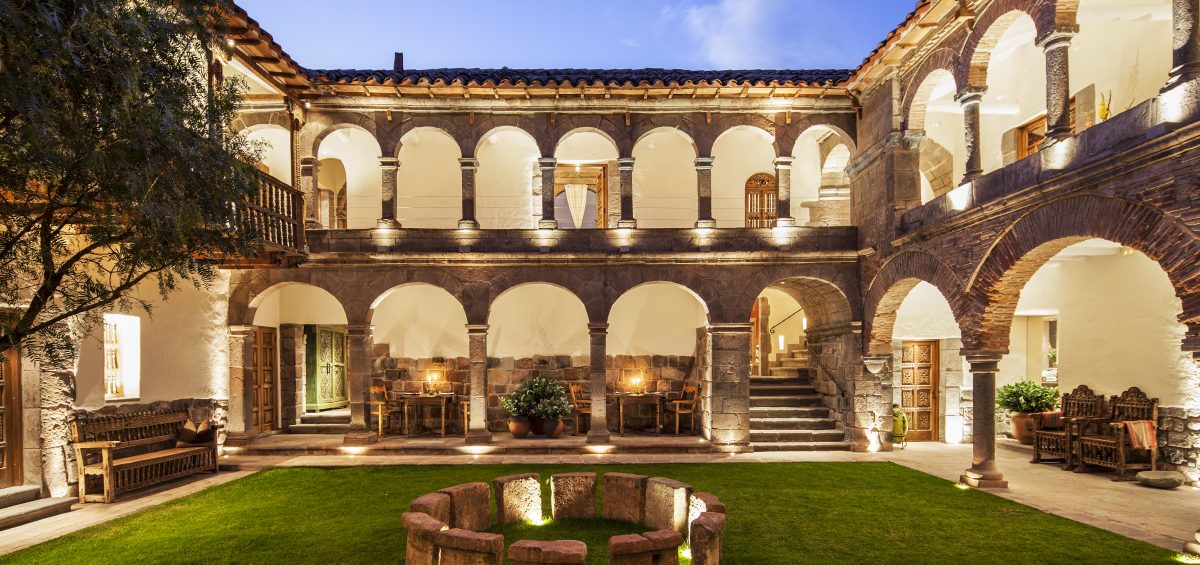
664,383,699,435
568,383,592,435
1076,387,1159,480
1031,384,1105,469
370,381,405,437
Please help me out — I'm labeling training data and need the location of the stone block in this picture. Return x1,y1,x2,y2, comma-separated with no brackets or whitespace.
644,477,693,536
609,529,683,565
410,492,452,525
403,511,446,565
494,473,542,524
603,472,648,523
508,540,587,564
435,528,504,565
550,472,596,520
689,511,726,565
438,482,492,531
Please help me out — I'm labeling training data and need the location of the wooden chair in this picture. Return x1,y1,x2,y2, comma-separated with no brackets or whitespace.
568,384,592,435
370,380,405,437
665,383,699,435
1031,384,1105,469
1076,387,1159,480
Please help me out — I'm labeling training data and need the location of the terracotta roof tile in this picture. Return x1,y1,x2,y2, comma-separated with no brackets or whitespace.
306,67,852,88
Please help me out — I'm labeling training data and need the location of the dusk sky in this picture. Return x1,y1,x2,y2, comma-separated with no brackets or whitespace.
239,0,917,71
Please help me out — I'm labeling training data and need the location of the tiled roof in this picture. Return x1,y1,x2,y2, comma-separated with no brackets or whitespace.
306,68,852,88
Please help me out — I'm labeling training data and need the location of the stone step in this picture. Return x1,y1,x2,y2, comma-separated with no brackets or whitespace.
749,406,831,419
787,343,807,352
768,368,805,378
777,359,809,368
750,429,846,443
0,497,74,531
0,486,40,511
750,395,824,408
749,417,838,431
751,441,852,452
749,384,816,396
749,377,806,386
287,423,351,434
299,412,351,425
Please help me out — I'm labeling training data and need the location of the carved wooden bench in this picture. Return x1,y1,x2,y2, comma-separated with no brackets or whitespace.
70,408,220,503
1076,387,1159,481
1031,384,1105,470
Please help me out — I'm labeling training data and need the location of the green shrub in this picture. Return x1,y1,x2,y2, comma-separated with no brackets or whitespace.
500,375,571,419
996,380,1059,413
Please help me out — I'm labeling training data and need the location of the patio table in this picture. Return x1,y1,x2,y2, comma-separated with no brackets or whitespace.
611,392,665,435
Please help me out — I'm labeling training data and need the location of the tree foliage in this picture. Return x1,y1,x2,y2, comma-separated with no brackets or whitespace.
0,0,263,366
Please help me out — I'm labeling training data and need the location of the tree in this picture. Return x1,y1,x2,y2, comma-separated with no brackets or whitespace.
0,0,263,366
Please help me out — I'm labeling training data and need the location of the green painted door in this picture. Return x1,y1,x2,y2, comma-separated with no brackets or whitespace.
305,325,349,411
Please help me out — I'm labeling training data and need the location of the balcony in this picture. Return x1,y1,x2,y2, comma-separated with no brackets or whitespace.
223,172,306,267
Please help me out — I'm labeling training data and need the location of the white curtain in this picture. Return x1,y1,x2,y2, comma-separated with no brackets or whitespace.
564,184,589,228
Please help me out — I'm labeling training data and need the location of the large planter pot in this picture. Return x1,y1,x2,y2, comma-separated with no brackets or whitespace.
1010,412,1036,445
508,416,531,438
530,416,545,436
539,418,565,439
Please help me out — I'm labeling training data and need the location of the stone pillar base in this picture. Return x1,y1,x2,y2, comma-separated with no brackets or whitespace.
538,219,558,229
712,443,752,454
960,469,1008,489
774,217,797,227
586,429,611,444
457,219,479,230
616,219,637,228
343,432,378,446
694,219,717,229
465,430,493,445
376,218,401,229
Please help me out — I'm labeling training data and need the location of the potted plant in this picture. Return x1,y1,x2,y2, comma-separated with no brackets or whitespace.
996,380,1059,445
500,376,573,438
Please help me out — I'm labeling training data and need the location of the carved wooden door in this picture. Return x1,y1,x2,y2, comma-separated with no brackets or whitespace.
252,327,278,433
0,351,21,487
744,173,776,227
899,341,939,442
306,326,348,411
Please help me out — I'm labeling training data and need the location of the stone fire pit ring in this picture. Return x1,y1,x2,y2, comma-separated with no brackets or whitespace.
402,472,727,564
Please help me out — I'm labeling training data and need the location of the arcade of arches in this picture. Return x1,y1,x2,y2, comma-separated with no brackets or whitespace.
10,0,1200,502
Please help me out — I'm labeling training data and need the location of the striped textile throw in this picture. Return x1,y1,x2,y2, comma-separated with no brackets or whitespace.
1039,411,1064,429
1122,420,1157,450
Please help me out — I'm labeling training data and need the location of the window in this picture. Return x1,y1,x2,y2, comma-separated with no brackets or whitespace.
1015,99,1077,160
744,173,776,227
103,314,141,401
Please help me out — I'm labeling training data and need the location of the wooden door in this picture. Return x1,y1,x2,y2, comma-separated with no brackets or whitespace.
306,326,349,411
0,351,21,488
899,341,939,442
744,173,776,227
252,327,278,433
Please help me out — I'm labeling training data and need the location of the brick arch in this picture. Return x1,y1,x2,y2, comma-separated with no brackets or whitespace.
471,124,541,161
863,251,966,356
790,123,857,158
238,281,349,327
551,116,629,157
365,282,469,326
902,48,961,131
303,111,382,158
469,115,553,157
308,122,384,160
233,110,291,133
631,126,699,155
698,115,777,157
605,281,711,323
553,126,621,160
957,1,1050,89
485,281,591,328
630,115,702,155
964,195,1200,351
739,276,857,331
600,274,719,323
482,268,608,324
393,116,469,158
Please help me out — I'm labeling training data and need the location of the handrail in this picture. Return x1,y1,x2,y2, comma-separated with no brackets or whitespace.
239,171,306,255
769,309,803,334
806,341,844,399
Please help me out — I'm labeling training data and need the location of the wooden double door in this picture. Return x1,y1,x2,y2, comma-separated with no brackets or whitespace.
1,352,21,488
251,327,278,434
898,341,939,442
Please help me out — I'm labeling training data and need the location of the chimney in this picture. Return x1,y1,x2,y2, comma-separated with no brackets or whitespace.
393,52,404,73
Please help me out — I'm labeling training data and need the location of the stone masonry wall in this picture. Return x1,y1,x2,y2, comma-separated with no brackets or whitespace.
1159,408,1200,483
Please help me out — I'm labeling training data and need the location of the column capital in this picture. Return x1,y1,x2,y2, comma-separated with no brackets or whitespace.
346,324,372,336
378,157,399,168
955,86,987,105
458,157,478,169
772,156,795,168
694,156,715,169
1036,26,1077,50
617,157,635,170
538,157,557,170
465,323,489,335
228,324,256,336
708,322,753,334
587,322,609,334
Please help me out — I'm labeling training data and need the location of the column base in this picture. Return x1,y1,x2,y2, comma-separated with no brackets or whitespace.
465,430,493,445
960,469,1008,489
712,442,753,454
343,432,378,446
538,219,559,229
586,429,611,444
774,217,797,228
694,219,717,229
376,218,401,229
457,219,480,230
616,219,637,229
304,219,323,230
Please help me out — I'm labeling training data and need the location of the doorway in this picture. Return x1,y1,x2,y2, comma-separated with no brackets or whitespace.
305,325,349,412
554,164,608,228
1,351,21,488
899,340,939,442
744,172,776,227
251,326,278,434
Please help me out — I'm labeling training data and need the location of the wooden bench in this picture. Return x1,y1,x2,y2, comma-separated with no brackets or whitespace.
71,409,220,503
1076,387,1159,481
1031,384,1105,469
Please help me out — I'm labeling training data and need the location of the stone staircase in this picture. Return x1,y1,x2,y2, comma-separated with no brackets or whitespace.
0,485,73,531
287,409,352,434
750,342,849,451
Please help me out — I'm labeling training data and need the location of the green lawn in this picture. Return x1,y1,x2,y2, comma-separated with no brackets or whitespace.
0,463,1177,564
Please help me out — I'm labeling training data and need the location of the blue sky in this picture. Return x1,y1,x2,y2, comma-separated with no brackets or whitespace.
240,0,915,71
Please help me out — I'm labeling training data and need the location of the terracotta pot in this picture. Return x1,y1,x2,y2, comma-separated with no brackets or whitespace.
540,418,565,439
1010,412,1036,445
530,416,545,436
508,416,531,438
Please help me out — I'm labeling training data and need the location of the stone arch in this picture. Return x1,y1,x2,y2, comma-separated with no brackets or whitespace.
792,123,857,157
243,281,349,327
366,282,470,359
552,118,628,157
393,118,467,158
473,125,540,159
747,276,856,331
606,281,711,357
863,251,967,355
958,4,1049,89
905,67,959,132
554,127,620,160
697,115,777,157
633,126,699,155
307,115,382,158
232,110,292,132
630,116,702,155
965,195,1200,351
486,281,591,358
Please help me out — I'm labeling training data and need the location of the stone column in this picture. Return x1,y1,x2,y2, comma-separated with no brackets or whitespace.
538,157,558,229
299,156,320,228
694,157,716,228
378,157,400,228
708,323,752,452
278,324,305,429
34,348,76,496
465,324,492,444
961,352,1008,488
587,323,612,443
1039,31,1074,140
956,88,986,182
773,156,796,227
345,324,373,433
1171,0,1200,84
458,157,479,229
756,297,771,377
617,157,636,228
226,325,257,442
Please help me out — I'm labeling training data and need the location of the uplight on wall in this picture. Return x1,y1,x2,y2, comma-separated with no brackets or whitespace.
802,317,808,331
944,415,964,444
948,183,971,211
777,335,785,351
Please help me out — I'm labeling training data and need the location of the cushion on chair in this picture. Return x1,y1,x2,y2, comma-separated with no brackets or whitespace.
177,419,214,444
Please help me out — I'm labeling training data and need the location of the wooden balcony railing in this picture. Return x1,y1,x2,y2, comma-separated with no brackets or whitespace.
227,171,306,266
